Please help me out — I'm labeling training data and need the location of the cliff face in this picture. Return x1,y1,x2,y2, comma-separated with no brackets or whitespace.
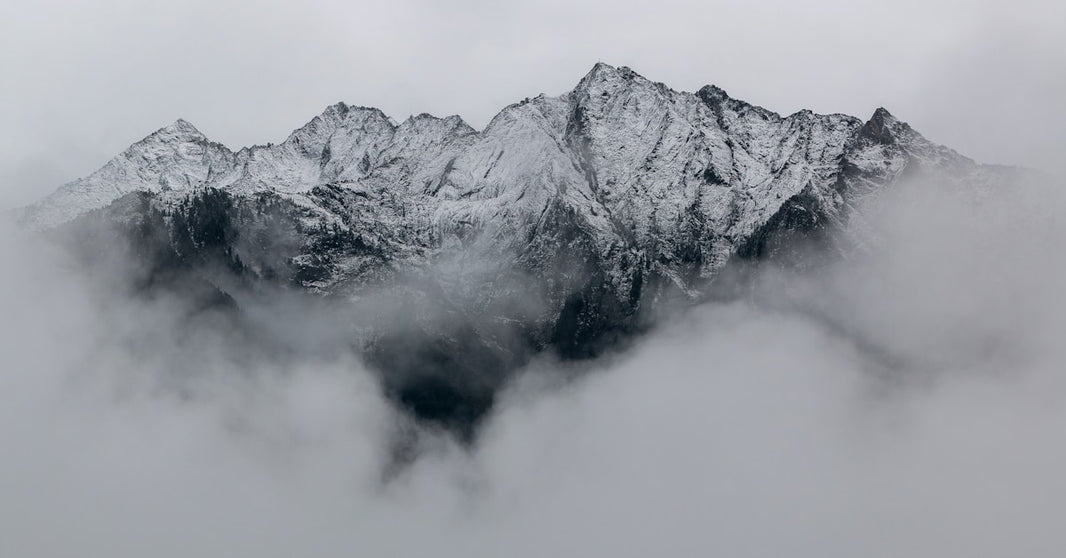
18,63,1016,434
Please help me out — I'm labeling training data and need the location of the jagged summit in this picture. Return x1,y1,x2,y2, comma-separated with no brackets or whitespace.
696,83,731,101
170,117,201,132
871,106,895,119
579,62,665,85
575,62,672,100
858,107,907,144
580,61,622,82
139,118,209,145
578,62,632,84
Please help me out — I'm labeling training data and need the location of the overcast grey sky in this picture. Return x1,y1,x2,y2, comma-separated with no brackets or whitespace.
1,0,1063,208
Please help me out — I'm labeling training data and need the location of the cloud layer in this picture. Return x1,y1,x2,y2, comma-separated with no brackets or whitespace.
2,167,1065,557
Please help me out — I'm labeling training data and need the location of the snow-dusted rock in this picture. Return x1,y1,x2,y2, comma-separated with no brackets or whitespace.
26,63,1005,279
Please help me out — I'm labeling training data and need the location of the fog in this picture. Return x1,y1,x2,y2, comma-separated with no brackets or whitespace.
2,165,1065,557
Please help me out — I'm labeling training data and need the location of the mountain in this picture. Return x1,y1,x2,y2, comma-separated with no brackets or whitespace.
16,63,1016,435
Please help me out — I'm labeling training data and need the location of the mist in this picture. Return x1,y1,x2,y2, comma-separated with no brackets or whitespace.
2,172,1066,556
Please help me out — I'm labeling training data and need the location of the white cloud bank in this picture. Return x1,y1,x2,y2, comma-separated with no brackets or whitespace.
2,174,1065,557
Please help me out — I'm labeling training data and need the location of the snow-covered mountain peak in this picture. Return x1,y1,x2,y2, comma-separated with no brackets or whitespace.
696,84,731,103
575,62,670,100
14,61,1035,438
137,118,211,147
580,61,619,83
21,62,1007,250
696,83,783,124
18,115,235,228
169,117,203,134
858,107,907,145
287,103,394,144
16,64,1019,432
398,113,476,137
